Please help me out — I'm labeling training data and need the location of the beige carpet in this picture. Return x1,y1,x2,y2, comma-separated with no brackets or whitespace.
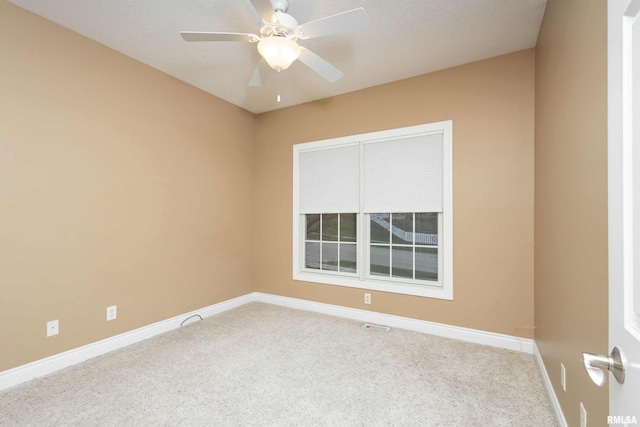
0,302,557,426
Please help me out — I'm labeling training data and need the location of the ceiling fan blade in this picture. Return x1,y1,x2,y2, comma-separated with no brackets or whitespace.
249,58,270,87
298,48,344,83
181,32,259,42
250,0,277,23
296,7,368,40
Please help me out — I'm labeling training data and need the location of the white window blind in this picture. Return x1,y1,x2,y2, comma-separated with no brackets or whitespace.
298,144,360,214
363,134,443,213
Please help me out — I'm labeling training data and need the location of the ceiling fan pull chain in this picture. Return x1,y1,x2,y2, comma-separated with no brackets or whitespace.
277,71,281,103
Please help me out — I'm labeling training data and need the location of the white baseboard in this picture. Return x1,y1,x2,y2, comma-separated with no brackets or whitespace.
1,291,536,393
533,342,568,427
0,293,254,392
253,292,534,354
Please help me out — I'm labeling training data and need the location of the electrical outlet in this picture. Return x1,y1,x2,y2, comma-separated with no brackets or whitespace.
580,402,587,427
561,363,566,391
364,293,371,304
106,305,117,321
46,320,59,337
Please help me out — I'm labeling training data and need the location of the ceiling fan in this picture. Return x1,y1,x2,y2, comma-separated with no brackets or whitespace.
180,0,368,87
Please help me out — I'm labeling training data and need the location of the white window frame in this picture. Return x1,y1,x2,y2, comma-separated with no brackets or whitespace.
292,121,453,300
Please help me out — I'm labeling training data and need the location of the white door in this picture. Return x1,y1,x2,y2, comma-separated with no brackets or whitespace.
607,0,640,422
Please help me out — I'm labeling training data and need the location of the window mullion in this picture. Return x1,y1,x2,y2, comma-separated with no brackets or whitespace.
359,141,365,280
389,213,393,277
319,215,323,270
337,214,341,272
413,213,416,280
362,213,366,279
439,212,444,286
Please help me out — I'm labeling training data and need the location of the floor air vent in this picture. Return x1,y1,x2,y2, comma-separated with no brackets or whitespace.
362,323,391,332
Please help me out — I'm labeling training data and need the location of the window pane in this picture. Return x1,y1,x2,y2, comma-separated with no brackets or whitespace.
416,247,438,281
306,214,320,241
340,213,357,242
305,242,320,270
370,245,390,276
322,242,339,271
415,213,438,246
392,213,413,244
322,214,339,241
339,243,357,273
392,247,413,278
370,213,390,243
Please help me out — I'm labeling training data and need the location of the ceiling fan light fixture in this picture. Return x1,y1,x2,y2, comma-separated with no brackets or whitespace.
257,36,301,71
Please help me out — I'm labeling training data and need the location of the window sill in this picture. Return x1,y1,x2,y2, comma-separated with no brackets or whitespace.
293,271,453,300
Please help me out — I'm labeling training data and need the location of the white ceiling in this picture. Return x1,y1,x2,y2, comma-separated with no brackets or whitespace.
8,0,547,114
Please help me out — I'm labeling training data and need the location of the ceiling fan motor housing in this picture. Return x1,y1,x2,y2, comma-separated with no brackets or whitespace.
261,11,298,37
270,0,289,13
274,12,299,35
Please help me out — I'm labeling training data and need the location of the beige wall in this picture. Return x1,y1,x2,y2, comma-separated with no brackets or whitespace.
255,50,535,336
534,0,609,425
0,1,255,371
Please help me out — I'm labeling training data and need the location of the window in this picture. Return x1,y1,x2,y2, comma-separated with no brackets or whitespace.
293,121,453,299
304,213,357,273
369,212,440,281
